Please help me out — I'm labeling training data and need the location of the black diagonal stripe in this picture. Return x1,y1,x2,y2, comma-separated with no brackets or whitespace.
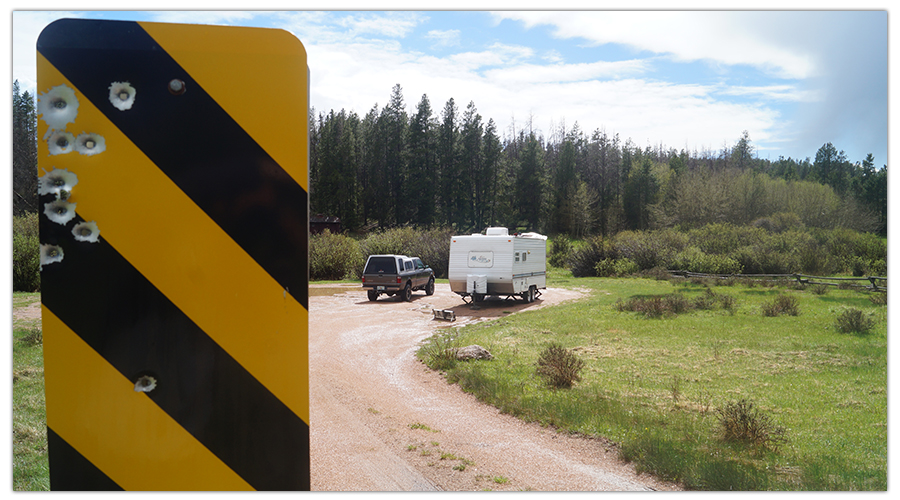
47,427,123,491
40,207,310,491
37,18,308,310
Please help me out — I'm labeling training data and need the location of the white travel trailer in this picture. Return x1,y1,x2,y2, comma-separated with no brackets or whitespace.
448,227,547,303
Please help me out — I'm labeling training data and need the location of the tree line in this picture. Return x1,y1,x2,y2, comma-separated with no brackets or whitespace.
12,81,887,237
310,84,887,237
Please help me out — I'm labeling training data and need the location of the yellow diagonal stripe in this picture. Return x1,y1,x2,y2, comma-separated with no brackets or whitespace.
43,307,254,491
140,21,309,191
38,54,309,424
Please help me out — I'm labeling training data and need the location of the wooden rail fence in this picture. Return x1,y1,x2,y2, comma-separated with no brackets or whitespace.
668,270,887,292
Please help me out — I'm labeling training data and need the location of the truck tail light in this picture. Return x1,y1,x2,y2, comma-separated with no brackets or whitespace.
397,276,402,284
361,276,366,283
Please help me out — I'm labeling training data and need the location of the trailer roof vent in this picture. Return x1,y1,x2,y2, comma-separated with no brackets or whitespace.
485,227,509,236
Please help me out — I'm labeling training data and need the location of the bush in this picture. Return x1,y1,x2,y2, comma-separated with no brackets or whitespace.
614,230,683,271
360,227,454,278
688,223,767,255
869,293,887,306
616,294,691,318
548,236,573,268
309,229,364,281
536,343,585,389
834,308,875,334
13,213,41,292
761,293,800,317
594,258,639,277
569,236,618,277
716,399,787,452
672,246,743,275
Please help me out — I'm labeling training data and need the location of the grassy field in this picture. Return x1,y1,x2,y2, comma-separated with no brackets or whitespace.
13,273,888,491
418,270,887,490
11,292,50,491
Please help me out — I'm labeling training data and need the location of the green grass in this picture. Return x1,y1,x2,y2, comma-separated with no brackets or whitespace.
12,292,50,491
417,274,887,490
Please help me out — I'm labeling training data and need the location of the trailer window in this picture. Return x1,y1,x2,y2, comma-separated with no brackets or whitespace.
522,252,527,262
467,251,494,268
515,252,520,262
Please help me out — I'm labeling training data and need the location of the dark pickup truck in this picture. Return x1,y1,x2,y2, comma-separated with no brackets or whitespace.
362,254,435,301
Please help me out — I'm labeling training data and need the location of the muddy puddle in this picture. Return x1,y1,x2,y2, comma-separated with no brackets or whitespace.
308,285,363,297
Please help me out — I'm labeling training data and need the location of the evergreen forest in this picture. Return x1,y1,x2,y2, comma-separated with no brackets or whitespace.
309,84,887,238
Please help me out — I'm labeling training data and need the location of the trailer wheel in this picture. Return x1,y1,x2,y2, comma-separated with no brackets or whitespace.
473,293,484,303
526,286,536,303
425,277,435,296
367,289,378,301
402,282,413,302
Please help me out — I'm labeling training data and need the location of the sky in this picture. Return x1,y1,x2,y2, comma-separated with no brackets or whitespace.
7,6,891,167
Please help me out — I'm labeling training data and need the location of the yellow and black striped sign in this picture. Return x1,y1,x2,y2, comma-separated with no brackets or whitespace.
36,19,309,490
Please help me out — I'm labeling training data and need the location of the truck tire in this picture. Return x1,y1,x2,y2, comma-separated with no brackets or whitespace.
367,289,378,301
402,282,412,302
425,277,435,296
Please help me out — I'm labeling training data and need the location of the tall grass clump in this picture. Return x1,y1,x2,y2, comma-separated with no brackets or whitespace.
418,331,461,371
13,213,41,292
535,343,584,389
717,399,787,453
834,308,875,334
309,229,364,280
761,294,800,317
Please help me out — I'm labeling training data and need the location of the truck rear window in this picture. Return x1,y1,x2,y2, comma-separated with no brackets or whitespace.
365,257,397,274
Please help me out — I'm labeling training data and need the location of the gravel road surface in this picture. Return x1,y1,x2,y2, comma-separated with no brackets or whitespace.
309,284,679,492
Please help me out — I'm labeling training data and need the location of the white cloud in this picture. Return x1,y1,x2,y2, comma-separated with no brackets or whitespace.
492,11,817,80
145,11,259,26
335,11,426,38
12,11,87,93
484,59,649,86
425,29,461,49
718,85,822,103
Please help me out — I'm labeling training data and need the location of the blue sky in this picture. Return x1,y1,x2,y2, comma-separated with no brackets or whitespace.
9,7,890,166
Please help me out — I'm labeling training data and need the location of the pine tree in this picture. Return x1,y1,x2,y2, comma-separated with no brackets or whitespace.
13,80,39,215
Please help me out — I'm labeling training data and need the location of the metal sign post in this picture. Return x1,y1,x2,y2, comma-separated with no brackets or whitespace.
36,18,310,490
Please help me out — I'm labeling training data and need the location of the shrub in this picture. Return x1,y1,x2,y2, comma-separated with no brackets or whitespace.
672,246,743,275
730,245,798,275
536,343,585,389
359,227,453,278
869,259,887,277
616,294,693,318
693,288,736,312
13,213,41,292
594,258,639,277
548,236,573,268
869,293,887,306
761,293,800,317
17,327,43,346
569,236,617,277
716,399,787,452
614,229,684,271
834,308,875,334
688,223,767,255
309,229,364,281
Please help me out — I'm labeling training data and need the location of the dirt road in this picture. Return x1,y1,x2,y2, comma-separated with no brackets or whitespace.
309,284,678,491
